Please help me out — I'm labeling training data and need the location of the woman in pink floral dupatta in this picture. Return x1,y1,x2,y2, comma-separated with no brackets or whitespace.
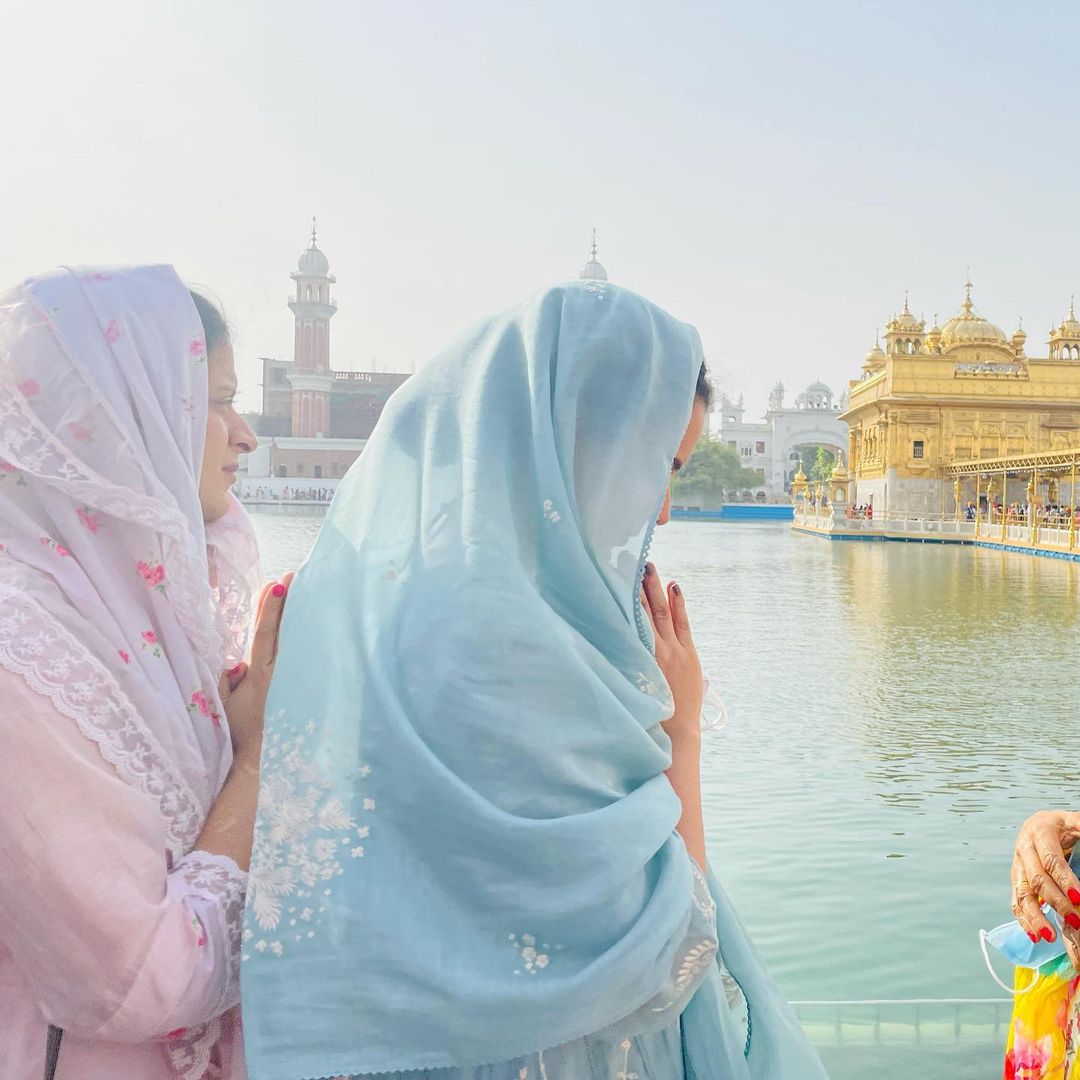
0,265,287,1079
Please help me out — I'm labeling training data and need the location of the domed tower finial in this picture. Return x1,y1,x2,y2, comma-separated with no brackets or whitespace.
863,328,886,373
1011,316,1027,358
295,218,331,278
884,291,925,354
579,230,608,282
1050,296,1080,359
963,272,974,315
925,313,943,354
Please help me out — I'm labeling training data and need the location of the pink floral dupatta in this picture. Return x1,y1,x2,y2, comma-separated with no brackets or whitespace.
0,265,258,1073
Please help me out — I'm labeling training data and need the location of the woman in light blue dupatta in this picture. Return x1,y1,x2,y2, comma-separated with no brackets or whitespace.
240,281,827,1080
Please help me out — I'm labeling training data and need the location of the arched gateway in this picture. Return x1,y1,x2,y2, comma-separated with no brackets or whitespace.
714,380,849,498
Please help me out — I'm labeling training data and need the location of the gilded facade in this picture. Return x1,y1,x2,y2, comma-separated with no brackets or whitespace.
842,283,1080,513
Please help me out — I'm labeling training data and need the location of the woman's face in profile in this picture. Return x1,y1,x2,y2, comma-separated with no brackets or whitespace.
199,342,257,523
656,397,707,527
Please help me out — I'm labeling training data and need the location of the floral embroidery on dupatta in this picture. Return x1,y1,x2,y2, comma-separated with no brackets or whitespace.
76,505,101,532
650,859,721,1014
187,688,222,727
68,421,95,443
507,932,557,975
39,536,71,557
244,709,375,960
0,459,26,484
140,629,163,658
542,499,562,524
136,557,166,592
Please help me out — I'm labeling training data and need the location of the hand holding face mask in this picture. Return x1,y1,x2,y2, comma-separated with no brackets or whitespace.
1012,810,1080,966
982,835,1080,991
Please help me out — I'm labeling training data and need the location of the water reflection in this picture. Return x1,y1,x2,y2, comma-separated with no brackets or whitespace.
816,542,1080,822
644,522,1080,1080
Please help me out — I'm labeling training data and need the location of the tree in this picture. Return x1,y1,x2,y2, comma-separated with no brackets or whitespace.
809,446,835,482
671,437,765,507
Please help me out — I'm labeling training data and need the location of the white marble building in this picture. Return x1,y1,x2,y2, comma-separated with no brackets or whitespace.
714,380,849,496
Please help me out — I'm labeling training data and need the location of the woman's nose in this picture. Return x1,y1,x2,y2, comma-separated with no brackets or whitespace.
234,420,258,454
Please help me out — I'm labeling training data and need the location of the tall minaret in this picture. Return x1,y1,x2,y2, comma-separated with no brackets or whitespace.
287,218,337,437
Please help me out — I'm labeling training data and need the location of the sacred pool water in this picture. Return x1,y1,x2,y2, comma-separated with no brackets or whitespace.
253,509,1076,1080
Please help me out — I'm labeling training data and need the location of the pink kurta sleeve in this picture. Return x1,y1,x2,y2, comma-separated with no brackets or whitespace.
0,670,245,1043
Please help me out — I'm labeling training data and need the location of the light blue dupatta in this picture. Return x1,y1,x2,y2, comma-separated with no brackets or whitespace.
241,281,827,1080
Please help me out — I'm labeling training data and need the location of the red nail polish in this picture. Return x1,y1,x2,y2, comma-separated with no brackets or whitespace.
1068,888,1080,905
1029,931,1039,943
272,583,286,597
1066,913,1080,931
1041,926,1056,942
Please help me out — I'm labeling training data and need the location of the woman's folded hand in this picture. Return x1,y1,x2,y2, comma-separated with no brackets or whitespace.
641,561,704,742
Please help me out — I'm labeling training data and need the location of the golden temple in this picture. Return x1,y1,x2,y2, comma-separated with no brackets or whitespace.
842,281,1080,516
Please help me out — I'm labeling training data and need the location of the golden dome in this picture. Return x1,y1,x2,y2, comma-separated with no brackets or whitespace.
886,289,925,334
863,334,886,375
940,280,1008,350
830,452,849,482
1053,298,1080,341
924,315,943,352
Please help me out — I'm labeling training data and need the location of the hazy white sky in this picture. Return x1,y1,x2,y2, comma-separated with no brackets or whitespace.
4,0,1079,418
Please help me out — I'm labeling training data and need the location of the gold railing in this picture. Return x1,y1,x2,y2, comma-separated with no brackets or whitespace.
792,502,1080,552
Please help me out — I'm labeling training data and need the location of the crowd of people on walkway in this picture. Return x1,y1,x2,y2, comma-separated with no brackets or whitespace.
978,501,1080,526
239,484,335,503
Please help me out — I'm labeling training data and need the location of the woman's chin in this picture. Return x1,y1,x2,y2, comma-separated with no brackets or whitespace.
200,490,232,524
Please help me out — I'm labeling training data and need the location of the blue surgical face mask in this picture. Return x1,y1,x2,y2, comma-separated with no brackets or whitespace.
980,906,1065,990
